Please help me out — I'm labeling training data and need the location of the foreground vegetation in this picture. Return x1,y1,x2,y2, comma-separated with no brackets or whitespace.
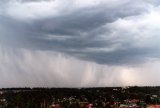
0,86,160,108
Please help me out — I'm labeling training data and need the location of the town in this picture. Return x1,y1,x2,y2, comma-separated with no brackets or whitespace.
0,86,160,108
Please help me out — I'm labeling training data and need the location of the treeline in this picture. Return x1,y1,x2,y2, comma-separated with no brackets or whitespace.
0,86,160,108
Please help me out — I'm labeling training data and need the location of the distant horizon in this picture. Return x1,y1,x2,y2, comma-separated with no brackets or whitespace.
1,85,160,89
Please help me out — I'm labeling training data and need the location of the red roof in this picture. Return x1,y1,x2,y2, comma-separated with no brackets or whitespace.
148,105,160,108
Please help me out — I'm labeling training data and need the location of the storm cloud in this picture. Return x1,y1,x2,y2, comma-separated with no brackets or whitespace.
0,0,160,87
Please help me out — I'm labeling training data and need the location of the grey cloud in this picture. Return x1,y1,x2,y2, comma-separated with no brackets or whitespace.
36,1,147,35
1,0,160,87
0,0,160,65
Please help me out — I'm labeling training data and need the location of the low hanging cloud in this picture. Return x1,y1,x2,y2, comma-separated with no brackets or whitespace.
0,0,160,87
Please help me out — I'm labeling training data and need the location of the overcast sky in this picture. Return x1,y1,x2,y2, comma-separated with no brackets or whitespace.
0,0,160,87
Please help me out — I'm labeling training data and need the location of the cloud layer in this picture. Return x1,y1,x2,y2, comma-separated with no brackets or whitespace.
0,0,160,87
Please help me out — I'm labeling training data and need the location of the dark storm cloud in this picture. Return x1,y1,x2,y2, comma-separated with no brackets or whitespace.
35,0,148,35
1,0,160,65
1,0,160,87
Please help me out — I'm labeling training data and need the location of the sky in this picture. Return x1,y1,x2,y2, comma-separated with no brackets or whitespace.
0,0,160,87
